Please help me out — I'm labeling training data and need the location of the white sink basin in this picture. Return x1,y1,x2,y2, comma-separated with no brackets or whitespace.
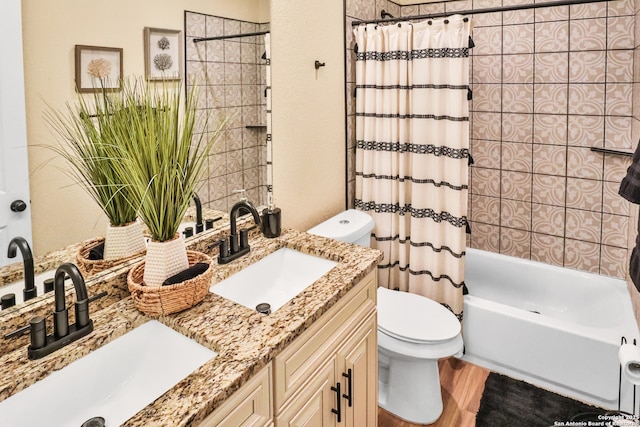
0,320,216,427
210,247,338,313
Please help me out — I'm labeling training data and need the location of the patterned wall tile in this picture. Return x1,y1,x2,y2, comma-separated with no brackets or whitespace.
566,147,602,179
502,142,532,172
603,180,630,216
472,111,502,140
535,21,569,52
606,84,633,116
570,18,607,51
503,24,534,54
473,84,502,112
500,199,531,230
503,84,533,113
469,222,500,252
531,233,564,266
604,155,633,182
564,239,600,273
499,228,531,258
570,2,607,19
533,114,567,145
470,194,501,225
532,144,567,175
567,115,603,147
186,12,206,37
473,55,502,84
608,0,635,16
503,113,533,143
607,50,634,83
601,245,627,278
534,5,568,22
568,84,605,115
470,140,501,169
534,84,567,114
445,0,472,13
502,170,532,201
566,177,602,211
532,174,566,206
569,51,606,83
535,52,568,84
565,208,602,243
471,26,502,55
532,204,565,236
399,5,418,17
605,116,633,149
602,213,629,248
471,167,501,197
503,54,533,84
206,16,225,37
608,16,635,50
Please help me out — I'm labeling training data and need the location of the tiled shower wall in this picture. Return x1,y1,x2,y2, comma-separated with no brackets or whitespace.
185,11,269,212
346,0,636,279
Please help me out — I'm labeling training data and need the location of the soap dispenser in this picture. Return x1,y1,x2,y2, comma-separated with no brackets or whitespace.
261,194,281,238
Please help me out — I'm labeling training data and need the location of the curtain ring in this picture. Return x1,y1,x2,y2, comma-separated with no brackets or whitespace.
428,20,432,25
463,17,469,22
398,23,401,27
444,19,449,24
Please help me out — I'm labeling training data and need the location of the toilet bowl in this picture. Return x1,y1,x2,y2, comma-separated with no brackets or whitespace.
308,209,464,424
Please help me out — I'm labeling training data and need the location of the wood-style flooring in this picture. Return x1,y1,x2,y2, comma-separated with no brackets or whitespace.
378,359,490,427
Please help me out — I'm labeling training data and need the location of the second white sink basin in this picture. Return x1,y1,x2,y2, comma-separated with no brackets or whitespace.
210,247,338,313
0,320,216,427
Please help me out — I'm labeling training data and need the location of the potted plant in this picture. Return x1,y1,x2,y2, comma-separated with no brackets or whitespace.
108,78,224,289
45,84,147,276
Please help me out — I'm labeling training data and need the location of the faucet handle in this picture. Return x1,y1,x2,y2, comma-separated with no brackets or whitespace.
233,189,247,201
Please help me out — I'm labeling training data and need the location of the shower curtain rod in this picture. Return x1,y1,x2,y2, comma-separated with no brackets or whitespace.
193,30,269,43
351,0,614,26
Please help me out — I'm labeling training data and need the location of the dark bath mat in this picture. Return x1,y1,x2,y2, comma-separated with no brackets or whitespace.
476,372,609,427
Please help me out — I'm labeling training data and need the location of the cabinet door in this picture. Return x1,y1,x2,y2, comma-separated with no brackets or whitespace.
199,364,272,427
276,361,338,427
337,313,378,427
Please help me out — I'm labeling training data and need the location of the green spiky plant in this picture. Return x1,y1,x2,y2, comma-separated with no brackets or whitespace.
45,85,139,228
105,78,225,243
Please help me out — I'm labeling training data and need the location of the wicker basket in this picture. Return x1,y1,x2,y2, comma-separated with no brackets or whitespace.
127,250,213,316
76,237,145,278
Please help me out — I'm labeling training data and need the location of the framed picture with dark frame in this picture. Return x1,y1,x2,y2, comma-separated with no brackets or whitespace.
144,27,183,81
74,45,123,93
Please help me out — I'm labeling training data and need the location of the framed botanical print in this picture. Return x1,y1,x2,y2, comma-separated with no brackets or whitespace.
144,27,183,81
74,45,123,92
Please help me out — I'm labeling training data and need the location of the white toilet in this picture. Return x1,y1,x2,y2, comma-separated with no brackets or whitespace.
308,209,464,425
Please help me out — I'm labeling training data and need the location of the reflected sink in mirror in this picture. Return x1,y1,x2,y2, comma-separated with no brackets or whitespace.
210,247,338,313
0,320,216,427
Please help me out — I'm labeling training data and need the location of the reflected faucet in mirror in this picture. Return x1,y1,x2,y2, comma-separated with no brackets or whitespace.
7,237,36,302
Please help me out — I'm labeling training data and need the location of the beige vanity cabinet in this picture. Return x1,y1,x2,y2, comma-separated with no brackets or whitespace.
198,363,273,427
199,269,377,427
274,270,378,427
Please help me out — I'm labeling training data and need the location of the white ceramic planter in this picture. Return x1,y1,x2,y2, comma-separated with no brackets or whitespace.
143,235,189,287
103,221,146,260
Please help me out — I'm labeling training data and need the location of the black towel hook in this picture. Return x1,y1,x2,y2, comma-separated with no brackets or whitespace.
315,60,326,70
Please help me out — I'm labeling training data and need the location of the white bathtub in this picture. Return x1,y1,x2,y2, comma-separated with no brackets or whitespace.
461,248,640,410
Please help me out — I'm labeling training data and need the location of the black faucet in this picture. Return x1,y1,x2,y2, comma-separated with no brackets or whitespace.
7,237,36,301
27,263,94,360
218,199,261,264
193,193,204,234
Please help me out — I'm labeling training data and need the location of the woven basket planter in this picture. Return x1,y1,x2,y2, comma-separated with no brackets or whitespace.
127,250,213,316
76,237,145,278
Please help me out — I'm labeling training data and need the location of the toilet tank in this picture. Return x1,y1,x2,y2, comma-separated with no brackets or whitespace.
307,209,374,247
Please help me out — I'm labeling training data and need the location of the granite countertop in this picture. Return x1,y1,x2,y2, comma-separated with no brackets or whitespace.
0,228,382,426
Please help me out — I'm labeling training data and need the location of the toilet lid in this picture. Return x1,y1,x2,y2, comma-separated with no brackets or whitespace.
377,287,461,343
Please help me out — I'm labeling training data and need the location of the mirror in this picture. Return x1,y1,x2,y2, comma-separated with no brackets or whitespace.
0,0,271,313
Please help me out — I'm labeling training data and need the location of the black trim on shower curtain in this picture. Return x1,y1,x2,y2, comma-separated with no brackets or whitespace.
351,0,615,26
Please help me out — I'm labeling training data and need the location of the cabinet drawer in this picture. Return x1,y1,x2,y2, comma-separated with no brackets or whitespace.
274,270,376,411
199,364,272,427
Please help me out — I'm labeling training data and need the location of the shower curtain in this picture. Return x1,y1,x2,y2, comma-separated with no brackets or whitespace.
354,16,471,320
